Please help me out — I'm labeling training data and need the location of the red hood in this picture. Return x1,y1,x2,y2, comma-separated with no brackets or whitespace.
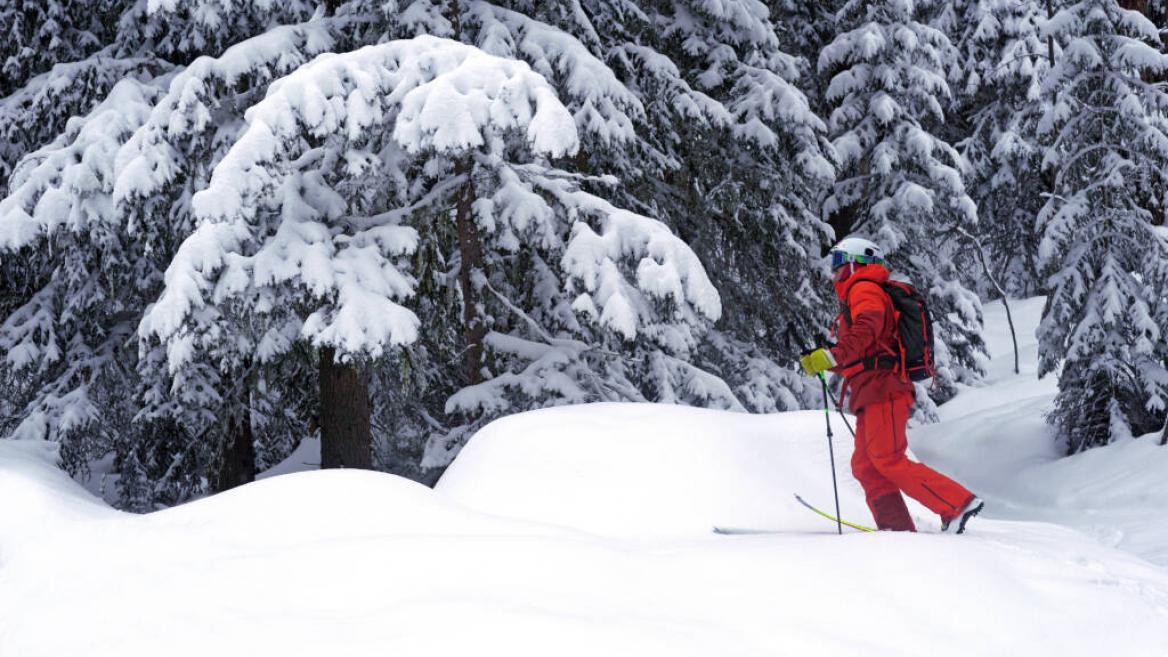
833,263,890,301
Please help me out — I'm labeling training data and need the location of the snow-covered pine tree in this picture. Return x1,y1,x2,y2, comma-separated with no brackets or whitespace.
0,0,319,194
545,0,839,410
0,0,128,96
0,13,343,508
1,1,732,501
0,0,146,194
116,19,349,503
819,0,987,407
0,79,164,481
334,0,836,432
140,35,725,472
1036,0,1168,453
650,0,838,410
935,0,1051,297
0,57,169,195
2,0,879,502
769,0,844,112
322,1,663,467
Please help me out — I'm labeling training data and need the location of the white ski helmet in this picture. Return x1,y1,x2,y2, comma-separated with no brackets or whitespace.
829,237,884,270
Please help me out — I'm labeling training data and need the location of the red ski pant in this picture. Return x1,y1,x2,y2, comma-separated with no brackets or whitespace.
852,393,974,525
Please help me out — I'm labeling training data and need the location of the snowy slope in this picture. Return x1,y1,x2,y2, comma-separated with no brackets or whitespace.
435,403,937,536
913,297,1168,567
4,419,1168,653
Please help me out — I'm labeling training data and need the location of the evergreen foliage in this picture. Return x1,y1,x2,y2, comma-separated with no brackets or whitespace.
936,0,1051,297
819,0,987,405
5,0,1167,509
1035,0,1168,453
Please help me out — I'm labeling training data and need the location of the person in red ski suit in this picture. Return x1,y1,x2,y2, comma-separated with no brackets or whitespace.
800,238,983,533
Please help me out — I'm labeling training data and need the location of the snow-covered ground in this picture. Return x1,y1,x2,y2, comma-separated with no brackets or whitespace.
3,298,1168,656
913,297,1168,567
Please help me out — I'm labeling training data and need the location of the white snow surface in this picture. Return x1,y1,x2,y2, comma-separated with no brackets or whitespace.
914,297,1168,567
438,403,910,537
4,298,1168,655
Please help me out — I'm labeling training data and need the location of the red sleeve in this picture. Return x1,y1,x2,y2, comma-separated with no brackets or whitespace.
831,283,886,368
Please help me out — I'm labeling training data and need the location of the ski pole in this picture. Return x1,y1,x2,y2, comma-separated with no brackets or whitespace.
802,340,857,439
818,372,843,535
830,393,856,438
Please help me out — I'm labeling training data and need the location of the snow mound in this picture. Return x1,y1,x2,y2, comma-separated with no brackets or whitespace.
151,467,561,546
4,398,1168,656
0,440,121,544
436,402,934,537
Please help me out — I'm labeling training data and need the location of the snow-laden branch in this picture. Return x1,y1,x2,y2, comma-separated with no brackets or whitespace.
143,35,584,368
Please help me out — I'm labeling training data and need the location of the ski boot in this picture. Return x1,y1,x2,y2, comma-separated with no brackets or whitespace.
941,497,984,535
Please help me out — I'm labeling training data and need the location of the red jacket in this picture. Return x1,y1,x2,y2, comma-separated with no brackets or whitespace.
829,264,913,413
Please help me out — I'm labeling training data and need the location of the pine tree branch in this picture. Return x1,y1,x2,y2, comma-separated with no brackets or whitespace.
955,226,1020,375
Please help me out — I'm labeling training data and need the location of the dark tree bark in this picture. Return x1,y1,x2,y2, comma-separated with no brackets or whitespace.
1046,0,1056,69
319,346,372,469
957,227,1021,375
454,158,487,385
443,4,491,386
211,412,256,492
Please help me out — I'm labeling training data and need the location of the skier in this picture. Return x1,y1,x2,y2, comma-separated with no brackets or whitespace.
799,237,984,534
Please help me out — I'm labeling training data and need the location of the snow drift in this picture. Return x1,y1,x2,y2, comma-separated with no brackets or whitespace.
436,402,936,537
4,399,1168,656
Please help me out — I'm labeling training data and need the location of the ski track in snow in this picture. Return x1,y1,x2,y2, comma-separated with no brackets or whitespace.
3,298,1168,655
913,297,1168,568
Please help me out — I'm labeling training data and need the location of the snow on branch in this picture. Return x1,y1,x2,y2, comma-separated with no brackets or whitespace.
0,54,168,192
113,20,340,207
470,1,643,144
550,179,722,346
143,35,584,367
0,80,162,252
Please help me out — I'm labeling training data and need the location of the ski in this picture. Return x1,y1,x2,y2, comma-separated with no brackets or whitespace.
712,526,783,535
793,493,876,533
713,496,876,535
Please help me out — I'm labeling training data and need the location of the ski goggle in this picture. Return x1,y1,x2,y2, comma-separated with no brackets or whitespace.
830,250,883,270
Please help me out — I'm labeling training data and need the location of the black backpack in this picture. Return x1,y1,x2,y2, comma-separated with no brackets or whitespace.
842,280,937,382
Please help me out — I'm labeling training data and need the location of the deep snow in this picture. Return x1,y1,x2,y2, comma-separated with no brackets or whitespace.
913,297,1168,567
3,298,1168,656
436,403,932,537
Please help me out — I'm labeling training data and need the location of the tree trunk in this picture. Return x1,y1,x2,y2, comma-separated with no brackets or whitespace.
211,412,256,492
455,158,487,385
319,346,372,469
957,227,1021,375
1046,0,1056,70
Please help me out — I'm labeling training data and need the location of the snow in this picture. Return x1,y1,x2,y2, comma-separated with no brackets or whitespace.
144,35,584,365
438,403,893,538
0,441,120,541
469,2,642,145
914,296,1168,567
6,297,1168,655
